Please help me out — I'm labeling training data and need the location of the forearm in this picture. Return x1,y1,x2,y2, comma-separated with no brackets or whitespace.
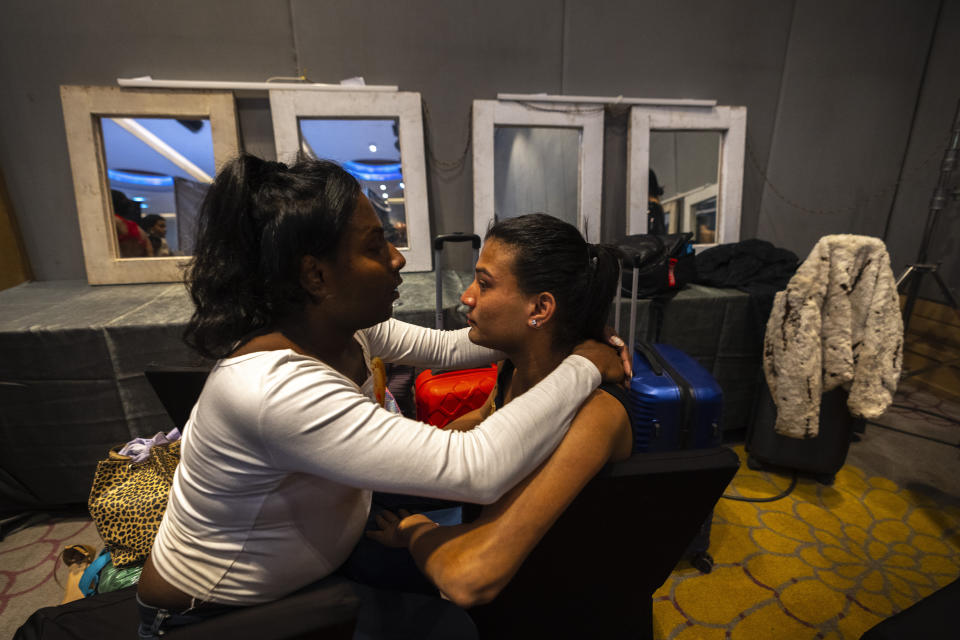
443,413,484,432
363,319,503,369
406,521,506,607
443,393,495,432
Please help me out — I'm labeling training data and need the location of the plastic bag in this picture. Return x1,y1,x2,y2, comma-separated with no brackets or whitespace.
97,560,143,593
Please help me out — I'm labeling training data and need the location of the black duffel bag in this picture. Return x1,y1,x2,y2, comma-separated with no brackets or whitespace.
617,232,697,298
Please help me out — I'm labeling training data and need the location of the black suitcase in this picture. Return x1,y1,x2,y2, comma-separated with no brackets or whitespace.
746,381,863,485
616,232,697,298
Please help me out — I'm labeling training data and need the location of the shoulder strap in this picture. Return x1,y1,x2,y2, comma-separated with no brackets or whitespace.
494,360,515,409
597,382,635,426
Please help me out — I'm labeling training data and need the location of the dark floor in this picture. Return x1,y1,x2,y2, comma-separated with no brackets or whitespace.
846,382,960,506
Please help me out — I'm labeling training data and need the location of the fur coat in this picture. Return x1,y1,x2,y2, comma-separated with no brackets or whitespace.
763,235,903,438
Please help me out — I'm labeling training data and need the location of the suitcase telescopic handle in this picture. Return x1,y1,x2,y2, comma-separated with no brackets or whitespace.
434,233,481,251
613,256,641,357
434,233,482,330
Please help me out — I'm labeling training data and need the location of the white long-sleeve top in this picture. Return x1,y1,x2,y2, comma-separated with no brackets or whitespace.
150,319,600,605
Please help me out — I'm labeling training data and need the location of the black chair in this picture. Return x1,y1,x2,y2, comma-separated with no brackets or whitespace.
468,447,740,639
144,365,212,430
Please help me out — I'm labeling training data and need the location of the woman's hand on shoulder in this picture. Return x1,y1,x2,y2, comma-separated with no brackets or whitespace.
602,327,632,380
572,339,626,386
365,509,438,548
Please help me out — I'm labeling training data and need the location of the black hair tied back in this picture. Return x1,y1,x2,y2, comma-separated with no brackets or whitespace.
580,242,621,344
486,213,620,349
183,154,359,360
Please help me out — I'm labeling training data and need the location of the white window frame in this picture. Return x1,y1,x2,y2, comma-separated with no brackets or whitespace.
269,90,432,272
60,85,240,285
682,183,720,240
472,99,604,243
627,105,746,249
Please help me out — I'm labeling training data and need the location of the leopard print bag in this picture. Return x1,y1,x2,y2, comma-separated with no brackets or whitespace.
87,440,180,568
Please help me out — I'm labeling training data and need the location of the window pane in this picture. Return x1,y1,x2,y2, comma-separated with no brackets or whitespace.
299,118,408,249
494,126,580,227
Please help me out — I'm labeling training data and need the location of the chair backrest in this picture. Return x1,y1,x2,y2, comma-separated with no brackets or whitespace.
469,446,740,639
144,366,211,430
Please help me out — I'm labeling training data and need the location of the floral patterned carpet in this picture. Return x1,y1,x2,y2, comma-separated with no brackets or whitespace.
653,444,960,639
0,517,102,640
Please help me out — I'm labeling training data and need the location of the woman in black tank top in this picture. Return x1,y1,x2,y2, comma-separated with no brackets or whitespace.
368,213,633,608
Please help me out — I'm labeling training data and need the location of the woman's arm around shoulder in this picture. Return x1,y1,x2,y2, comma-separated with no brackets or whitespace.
380,389,632,607
258,352,601,504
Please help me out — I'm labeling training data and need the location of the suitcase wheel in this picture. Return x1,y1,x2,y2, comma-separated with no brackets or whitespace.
746,455,765,472
691,551,714,574
815,473,836,486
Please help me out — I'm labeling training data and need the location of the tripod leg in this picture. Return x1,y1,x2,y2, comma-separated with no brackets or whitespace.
896,265,917,289
901,271,923,335
930,270,960,325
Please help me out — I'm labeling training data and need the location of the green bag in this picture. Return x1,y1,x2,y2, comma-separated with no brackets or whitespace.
97,560,144,593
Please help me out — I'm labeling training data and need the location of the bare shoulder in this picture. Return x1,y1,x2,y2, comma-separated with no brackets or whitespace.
575,388,629,428
573,388,633,461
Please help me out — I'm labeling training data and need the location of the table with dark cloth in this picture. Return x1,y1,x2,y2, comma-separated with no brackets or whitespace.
609,283,771,436
1,278,767,510
0,273,469,511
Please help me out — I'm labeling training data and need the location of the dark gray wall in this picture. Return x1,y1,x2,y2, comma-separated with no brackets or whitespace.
291,0,566,270
564,0,796,249
883,0,960,300
1,0,957,297
755,0,940,253
0,0,296,280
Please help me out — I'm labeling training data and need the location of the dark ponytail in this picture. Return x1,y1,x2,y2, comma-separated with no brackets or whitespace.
583,242,621,343
485,213,620,350
183,154,360,360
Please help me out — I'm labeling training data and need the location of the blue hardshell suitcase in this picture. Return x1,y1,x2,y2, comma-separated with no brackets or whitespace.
627,342,724,453
615,253,727,573
626,342,725,573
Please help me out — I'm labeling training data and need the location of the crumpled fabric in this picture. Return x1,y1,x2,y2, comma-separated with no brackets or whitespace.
695,238,799,296
119,428,181,463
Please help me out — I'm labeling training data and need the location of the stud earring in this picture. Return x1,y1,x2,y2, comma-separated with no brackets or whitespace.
529,319,538,327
